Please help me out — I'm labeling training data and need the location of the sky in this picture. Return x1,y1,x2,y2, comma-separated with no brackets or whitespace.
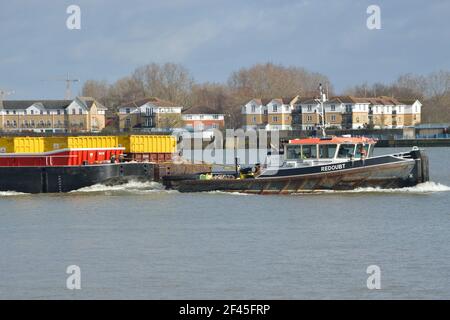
1,0,449,99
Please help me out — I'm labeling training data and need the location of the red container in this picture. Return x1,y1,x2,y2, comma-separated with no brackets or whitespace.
0,148,125,167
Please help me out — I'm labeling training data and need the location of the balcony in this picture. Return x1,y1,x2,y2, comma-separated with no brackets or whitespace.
141,110,155,117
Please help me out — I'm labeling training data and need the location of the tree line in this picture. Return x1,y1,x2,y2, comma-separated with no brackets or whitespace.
81,62,450,127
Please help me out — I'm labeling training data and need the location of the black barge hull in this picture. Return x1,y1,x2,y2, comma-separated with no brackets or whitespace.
0,163,154,193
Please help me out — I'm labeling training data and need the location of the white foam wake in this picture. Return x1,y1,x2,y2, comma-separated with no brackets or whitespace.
206,182,450,196
206,190,252,196
338,181,450,194
0,191,28,197
72,180,173,194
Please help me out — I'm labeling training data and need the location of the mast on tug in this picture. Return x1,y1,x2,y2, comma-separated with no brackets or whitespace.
315,83,327,137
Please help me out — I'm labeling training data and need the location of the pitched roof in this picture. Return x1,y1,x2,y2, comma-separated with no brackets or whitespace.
120,97,181,109
327,96,419,105
0,100,72,110
298,97,320,104
271,98,284,104
281,96,299,104
77,97,107,110
182,105,220,114
251,98,272,106
249,95,421,107
376,96,401,105
0,97,107,110
251,96,298,105
397,98,419,105
327,96,371,104
329,96,357,103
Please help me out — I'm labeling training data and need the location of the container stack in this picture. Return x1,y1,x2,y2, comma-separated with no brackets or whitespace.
0,135,177,163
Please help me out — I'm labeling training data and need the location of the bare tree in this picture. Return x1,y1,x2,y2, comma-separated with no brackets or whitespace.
81,80,110,105
132,63,194,106
228,62,331,98
106,76,146,111
188,83,230,112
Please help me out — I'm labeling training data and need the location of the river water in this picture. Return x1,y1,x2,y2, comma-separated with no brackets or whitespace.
0,147,449,299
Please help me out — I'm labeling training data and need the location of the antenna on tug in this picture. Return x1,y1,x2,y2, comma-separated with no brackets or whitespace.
316,83,327,137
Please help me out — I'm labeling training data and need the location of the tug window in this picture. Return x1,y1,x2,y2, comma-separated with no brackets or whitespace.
286,145,302,160
368,145,374,157
355,144,370,158
337,144,355,159
319,144,337,159
301,145,317,159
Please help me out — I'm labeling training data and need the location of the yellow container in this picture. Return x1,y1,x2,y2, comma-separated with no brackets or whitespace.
0,137,14,153
129,135,176,153
67,136,119,149
13,137,45,153
118,136,131,153
0,135,176,154
44,137,68,151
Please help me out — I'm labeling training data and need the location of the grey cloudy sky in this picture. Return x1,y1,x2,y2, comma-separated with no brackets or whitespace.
1,0,449,99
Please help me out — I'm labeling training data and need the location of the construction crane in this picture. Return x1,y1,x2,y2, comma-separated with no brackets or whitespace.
0,89,14,100
44,73,80,100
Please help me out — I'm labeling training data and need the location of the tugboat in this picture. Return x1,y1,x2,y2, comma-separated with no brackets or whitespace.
163,137,429,194
163,85,429,194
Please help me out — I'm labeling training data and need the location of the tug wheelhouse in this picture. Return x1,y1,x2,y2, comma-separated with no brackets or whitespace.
283,136,377,167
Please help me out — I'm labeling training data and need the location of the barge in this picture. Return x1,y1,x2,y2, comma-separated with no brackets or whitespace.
0,146,153,193
0,135,210,193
